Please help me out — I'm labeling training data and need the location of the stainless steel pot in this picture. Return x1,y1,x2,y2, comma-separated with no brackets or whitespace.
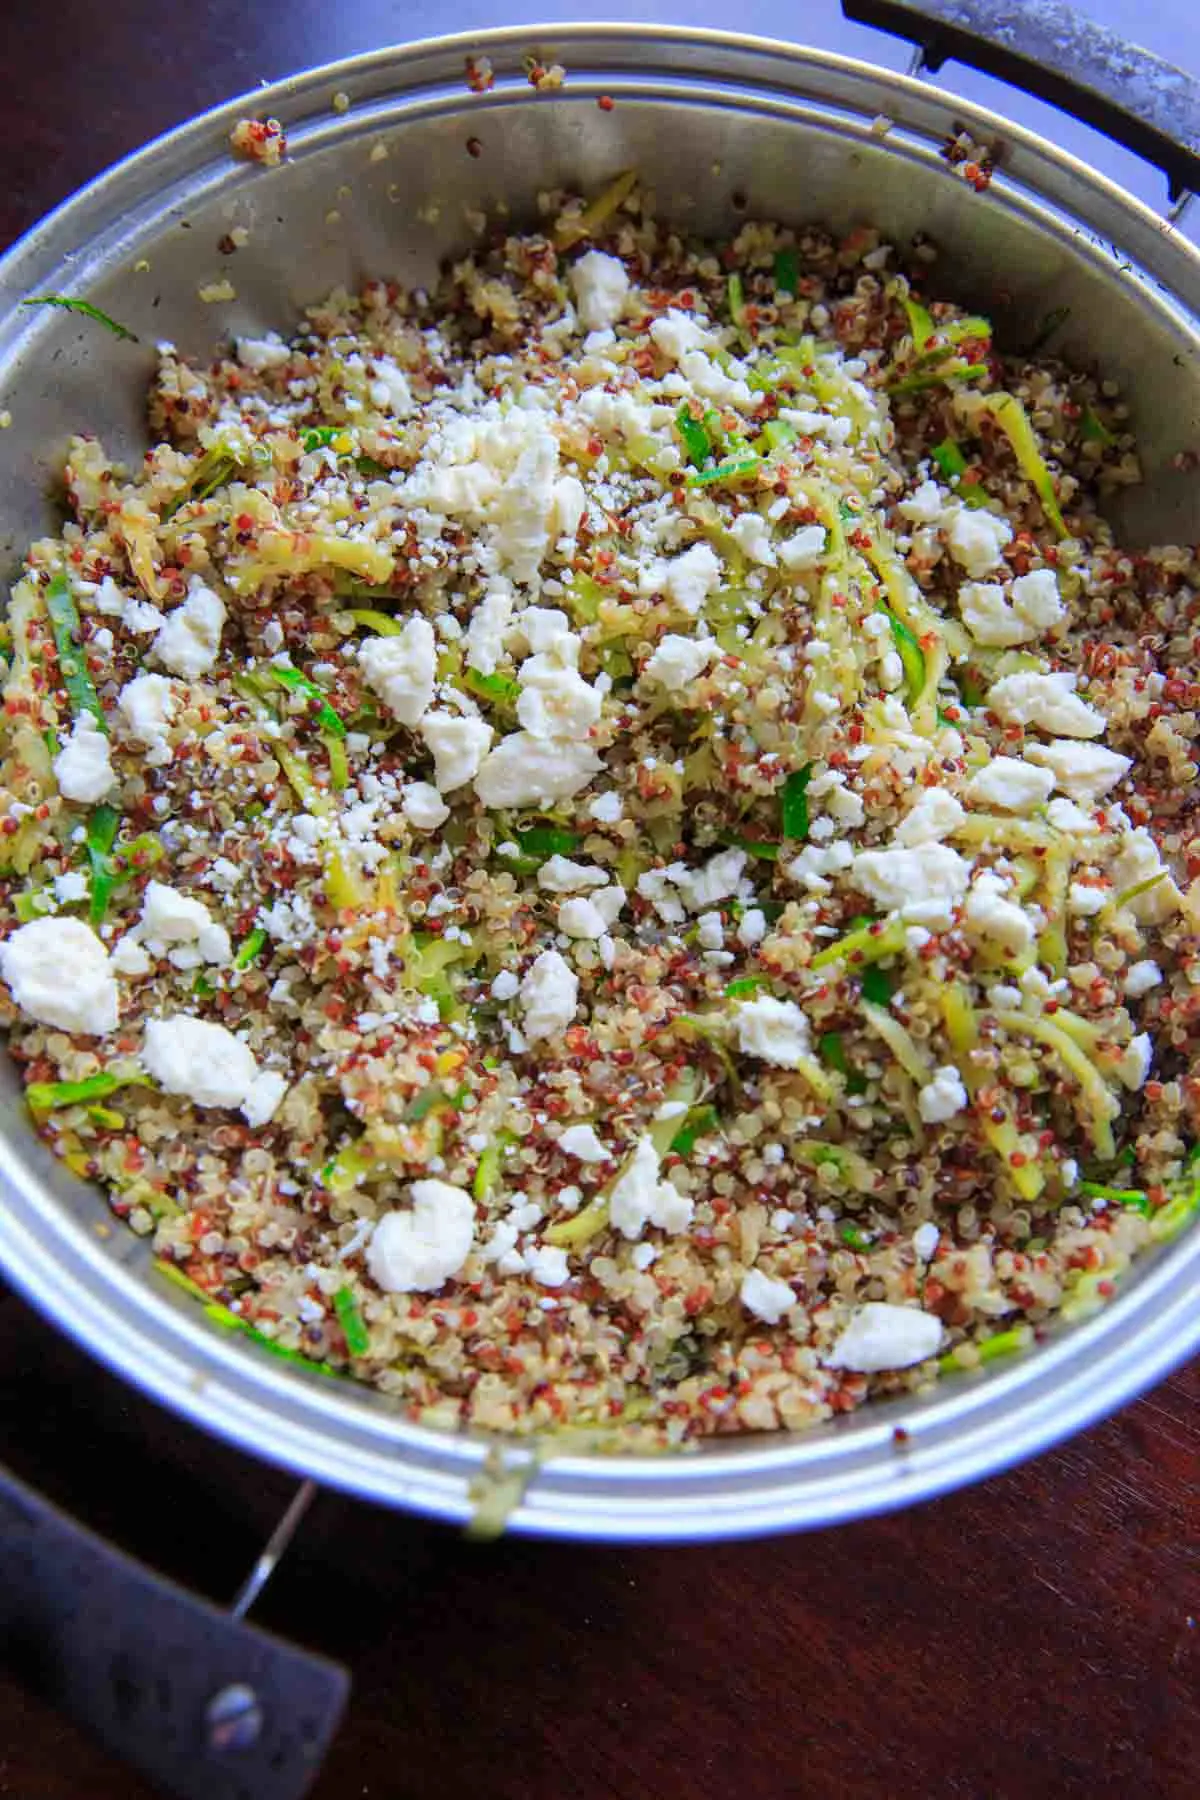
0,16,1197,1547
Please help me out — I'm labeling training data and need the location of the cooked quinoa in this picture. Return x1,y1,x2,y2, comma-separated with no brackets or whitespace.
2,183,1198,1447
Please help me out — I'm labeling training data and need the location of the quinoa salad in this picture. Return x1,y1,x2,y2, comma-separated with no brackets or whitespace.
2,180,1198,1448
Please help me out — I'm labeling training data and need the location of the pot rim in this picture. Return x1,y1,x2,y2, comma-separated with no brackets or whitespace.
0,22,1196,1541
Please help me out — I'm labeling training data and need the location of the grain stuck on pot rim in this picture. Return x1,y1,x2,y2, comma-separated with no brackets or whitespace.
1,177,1198,1449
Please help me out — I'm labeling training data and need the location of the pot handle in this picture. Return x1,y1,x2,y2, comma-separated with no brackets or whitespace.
0,1465,348,1800
840,0,1200,201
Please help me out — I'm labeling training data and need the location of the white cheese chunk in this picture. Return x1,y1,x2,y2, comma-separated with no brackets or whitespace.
236,335,291,370
729,511,776,566
368,357,414,417
964,758,1055,812
142,1015,262,1111
655,542,722,615
735,995,812,1067
402,781,450,830
569,249,631,330
53,712,116,804
366,1179,475,1293
893,787,966,847
473,733,602,808
537,856,609,893
1124,959,1163,998
608,1136,694,1240
1010,568,1066,630
778,525,827,572
918,1064,969,1124
516,655,601,740
740,1268,796,1324
986,671,1104,738
419,711,493,792
464,586,513,676
1108,828,1180,922
852,843,971,925
358,617,436,725
152,576,226,679
557,896,608,939
962,871,1034,956
1025,739,1132,801
118,672,177,765
826,1302,944,1371
650,309,715,361
519,949,578,1042
958,581,1035,647
0,917,119,1035
946,507,1012,576
643,632,718,692
558,1123,609,1163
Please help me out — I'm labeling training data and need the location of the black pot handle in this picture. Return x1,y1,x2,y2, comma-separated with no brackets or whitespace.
0,1466,348,1800
841,0,1200,200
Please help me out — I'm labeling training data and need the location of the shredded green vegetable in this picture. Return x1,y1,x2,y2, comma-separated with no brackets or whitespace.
781,764,813,840
234,926,268,970
989,392,1068,537
669,1104,720,1155
515,827,580,859
86,805,121,925
270,666,346,736
676,404,713,467
44,573,105,726
773,247,799,295
22,294,138,342
26,1069,150,1112
333,1286,372,1356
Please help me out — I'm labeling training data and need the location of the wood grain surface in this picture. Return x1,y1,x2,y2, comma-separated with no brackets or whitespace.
0,5,1197,1797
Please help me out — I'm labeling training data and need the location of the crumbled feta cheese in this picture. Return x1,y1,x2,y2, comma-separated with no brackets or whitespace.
138,880,219,953
655,542,722,615
516,654,601,741
111,937,152,978
236,335,291,370
53,712,116,804
737,907,767,948
918,1064,969,1124
588,791,623,824
912,1222,940,1262
557,896,608,939
358,617,436,725
958,581,1035,647
679,348,753,409
964,758,1055,812
366,1179,475,1292
152,575,226,679
643,632,717,691
1010,568,1066,631
608,1137,694,1239
729,510,776,566
94,576,127,614
852,843,971,925
697,911,724,950
402,781,450,830
491,969,520,1001
52,870,88,904
894,787,965,847
1025,740,1132,801
946,506,1012,576
419,711,493,792
519,949,578,1041
897,480,948,525
552,475,588,539
1117,1031,1153,1091
569,249,630,330
474,733,602,808
650,308,715,361
0,917,119,1035
1047,797,1102,835
118,673,177,764
242,1069,288,1128
1067,881,1107,917
122,598,165,634
825,1302,943,1371
142,1015,261,1110
778,525,827,571
1124,959,1163,998
671,848,746,912
526,1244,571,1288
1108,828,1180,922
537,856,609,893
962,871,1034,957
986,670,1104,738
368,357,414,417
735,995,811,1067
464,585,513,676
785,840,854,894
740,1268,795,1324
558,1123,609,1163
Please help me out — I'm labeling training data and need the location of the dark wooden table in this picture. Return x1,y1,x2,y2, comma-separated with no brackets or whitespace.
0,4,1197,1797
